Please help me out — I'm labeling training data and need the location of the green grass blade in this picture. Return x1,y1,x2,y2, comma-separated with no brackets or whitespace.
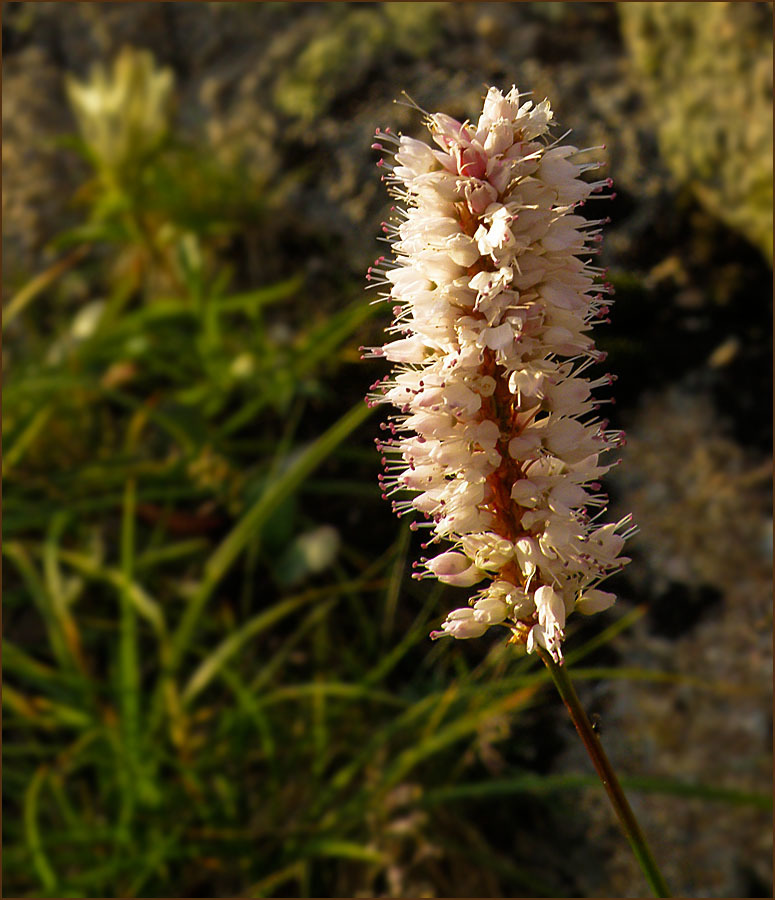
563,604,647,666
3,542,76,674
314,680,535,825
219,667,279,770
4,244,90,326
181,591,328,704
421,773,773,811
380,685,539,794
566,666,755,695
4,685,93,731
2,405,54,475
294,297,378,378
364,582,442,687
248,597,339,694
135,537,209,570
259,681,406,708
247,861,307,898
216,275,304,313
126,825,186,896
297,838,385,865
24,767,58,892
619,775,773,810
380,521,410,638
54,548,168,639
42,513,88,676
3,640,68,689
117,478,140,836
168,400,374,672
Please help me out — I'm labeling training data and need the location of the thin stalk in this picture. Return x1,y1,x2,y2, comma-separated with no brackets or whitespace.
536,646,671,898
117,477,140,838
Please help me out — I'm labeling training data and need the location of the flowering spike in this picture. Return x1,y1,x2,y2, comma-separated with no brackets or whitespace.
366,86,632,664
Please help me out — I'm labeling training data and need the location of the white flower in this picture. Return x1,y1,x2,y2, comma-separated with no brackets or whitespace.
65,46,173,177
426,551,485,587
367,86,630,665
533,585,566,662
430,607,489,641
576,589,617,615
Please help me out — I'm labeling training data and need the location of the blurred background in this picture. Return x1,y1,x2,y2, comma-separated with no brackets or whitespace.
2,2,772,897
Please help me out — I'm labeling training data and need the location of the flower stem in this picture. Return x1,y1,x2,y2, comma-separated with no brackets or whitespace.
536,646,671,898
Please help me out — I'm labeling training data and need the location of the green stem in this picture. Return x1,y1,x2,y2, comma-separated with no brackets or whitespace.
118,477,139,836
536,647,671,898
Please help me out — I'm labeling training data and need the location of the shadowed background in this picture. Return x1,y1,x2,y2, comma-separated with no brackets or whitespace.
3,3,772,897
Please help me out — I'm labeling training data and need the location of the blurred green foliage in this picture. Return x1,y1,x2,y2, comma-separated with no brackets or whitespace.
619,1,773,262
3,40,769,900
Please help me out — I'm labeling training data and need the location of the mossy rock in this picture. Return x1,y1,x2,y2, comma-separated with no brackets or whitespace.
274,4,446,124
620,1,773,262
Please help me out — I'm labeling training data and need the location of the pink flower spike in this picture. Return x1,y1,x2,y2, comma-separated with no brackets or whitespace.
365,85,632,658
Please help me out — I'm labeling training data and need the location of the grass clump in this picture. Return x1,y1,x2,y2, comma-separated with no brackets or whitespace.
2,45,560,899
